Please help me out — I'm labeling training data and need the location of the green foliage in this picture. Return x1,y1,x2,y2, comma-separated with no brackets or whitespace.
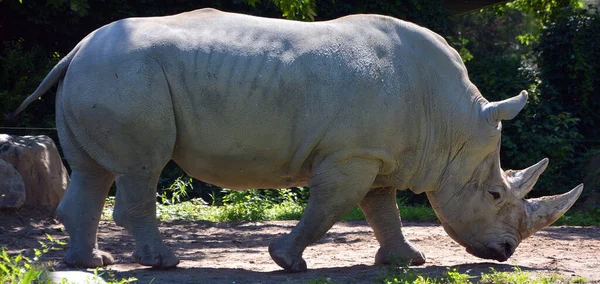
218,188,306,221
536,10,600,142
381,267,586,284
316,0,453,35
157,163,222,204
382,268,473,284
143,194,599,225
150,188,307,222
245,0,316,21
157,176,192,205
273,0,316,21
532,9,600,200
45,0,91,16
507,0,580,24
479,267,579,284
0,248,48,284
220,189,273,221
501,108,582,194
93,269,138,284
0,235,66,284
552,206,600,226
456,6,537,59
0,40,59,128
0,236,135,284
145,187,445,224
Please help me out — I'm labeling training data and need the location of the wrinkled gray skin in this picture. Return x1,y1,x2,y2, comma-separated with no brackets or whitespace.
14,9,583,272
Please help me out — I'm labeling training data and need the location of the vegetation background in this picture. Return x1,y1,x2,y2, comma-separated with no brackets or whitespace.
0,0,598,213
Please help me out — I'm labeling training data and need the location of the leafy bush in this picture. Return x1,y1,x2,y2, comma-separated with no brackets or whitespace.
0,234,66,284
0,249,48,284
157,176,192,205
531,9,600,200
0,41,59,128
536,9,600,143
219,188,307,221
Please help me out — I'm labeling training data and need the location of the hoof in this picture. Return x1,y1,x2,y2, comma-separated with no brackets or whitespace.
268,239,307,272
132,243,179,269
375,246,426,266
64,248,114,268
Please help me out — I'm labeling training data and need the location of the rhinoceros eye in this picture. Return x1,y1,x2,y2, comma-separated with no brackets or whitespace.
487,186,503,202
489,191,501,200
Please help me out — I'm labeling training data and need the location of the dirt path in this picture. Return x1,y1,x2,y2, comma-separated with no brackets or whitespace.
1,212,599,283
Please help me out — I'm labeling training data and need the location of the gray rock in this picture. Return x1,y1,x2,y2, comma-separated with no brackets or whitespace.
48,271,107,284
0,158,26,209
0,134,69,209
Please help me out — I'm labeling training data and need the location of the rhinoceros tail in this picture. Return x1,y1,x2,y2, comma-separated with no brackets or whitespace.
8,44,82,118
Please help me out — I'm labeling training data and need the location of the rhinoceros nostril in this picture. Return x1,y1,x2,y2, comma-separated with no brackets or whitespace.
503,241,514,258
487,242,509,262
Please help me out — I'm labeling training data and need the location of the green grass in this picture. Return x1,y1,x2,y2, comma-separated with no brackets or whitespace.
156,198,305,222
381,267,588,284
103,197,436,223
0,248,48,284
102,182,600,226
103,189,597,227
0,244,137,284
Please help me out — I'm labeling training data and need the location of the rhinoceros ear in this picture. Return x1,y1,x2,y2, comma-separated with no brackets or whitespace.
484,90,528,123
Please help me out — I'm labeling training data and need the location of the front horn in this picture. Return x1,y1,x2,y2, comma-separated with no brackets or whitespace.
521,184,584,239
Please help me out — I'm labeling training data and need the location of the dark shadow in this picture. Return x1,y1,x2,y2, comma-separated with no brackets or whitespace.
87,264,389,284
537,226,600,240
50,262,566,284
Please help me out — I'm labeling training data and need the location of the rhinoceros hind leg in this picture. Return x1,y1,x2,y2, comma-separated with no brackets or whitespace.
359,188,426,266
269,156,380,272
113,173,179,268
57,169,114,268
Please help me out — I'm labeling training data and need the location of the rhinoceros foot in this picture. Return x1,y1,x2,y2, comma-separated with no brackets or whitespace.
132,242,179,268
375,244,426,266
64,248,114,268
268,237,307,273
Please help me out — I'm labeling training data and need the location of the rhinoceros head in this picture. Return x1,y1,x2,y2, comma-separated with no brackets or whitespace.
426,90,583,262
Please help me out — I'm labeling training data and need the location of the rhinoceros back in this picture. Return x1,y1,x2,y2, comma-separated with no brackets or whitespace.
59,8,470,189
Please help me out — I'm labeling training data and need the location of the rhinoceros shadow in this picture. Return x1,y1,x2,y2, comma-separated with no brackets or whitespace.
410,262,550,277
104,262,547,284
537,226,600,240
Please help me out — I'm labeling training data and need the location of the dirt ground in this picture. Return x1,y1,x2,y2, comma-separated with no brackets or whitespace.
1,210,599,283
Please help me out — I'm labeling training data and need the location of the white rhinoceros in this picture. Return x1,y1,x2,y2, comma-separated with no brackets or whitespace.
13,8,583,272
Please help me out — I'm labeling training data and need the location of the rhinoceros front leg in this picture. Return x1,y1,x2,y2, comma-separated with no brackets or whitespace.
269,156,380,272
57,169,115,267
113,174,179,268
358,188,426,266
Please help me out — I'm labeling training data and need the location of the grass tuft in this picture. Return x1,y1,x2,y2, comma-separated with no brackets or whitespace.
103,188,595,227
381,267,588,284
